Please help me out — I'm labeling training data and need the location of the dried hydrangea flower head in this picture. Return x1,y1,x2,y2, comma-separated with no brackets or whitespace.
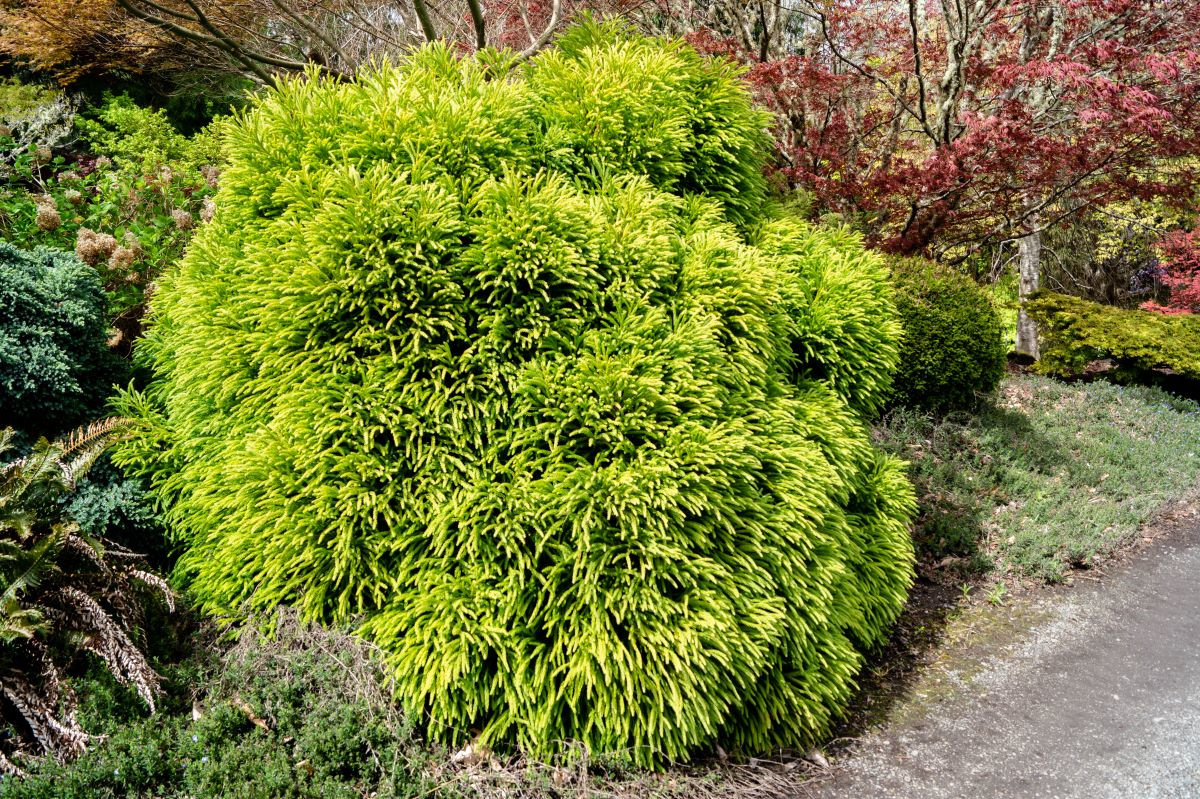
34,195,60,231
108,246,138,273
75,227,118,266
122,232,143,258
199,164,220,189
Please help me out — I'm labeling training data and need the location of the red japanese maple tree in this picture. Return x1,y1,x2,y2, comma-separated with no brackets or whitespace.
672,0,1200,253
633,0,1200,349
1144,226,1200,314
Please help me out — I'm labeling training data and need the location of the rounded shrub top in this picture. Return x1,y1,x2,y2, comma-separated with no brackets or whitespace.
0,242,124,436
889,258,1006,412
118,22,914,767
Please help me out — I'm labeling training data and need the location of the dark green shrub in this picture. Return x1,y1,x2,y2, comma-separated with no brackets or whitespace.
0,242,125,437
1025,291,1200,381
115,23,914,766
888,258,1006,412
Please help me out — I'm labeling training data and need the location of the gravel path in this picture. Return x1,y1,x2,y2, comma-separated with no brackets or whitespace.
810,522,1200,799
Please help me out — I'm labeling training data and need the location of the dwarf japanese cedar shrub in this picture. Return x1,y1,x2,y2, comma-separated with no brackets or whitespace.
114,22,915,767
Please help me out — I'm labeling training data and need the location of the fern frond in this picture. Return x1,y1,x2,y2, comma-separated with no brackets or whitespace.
0,596,47,642
0,525,66,608
59,418,130,487
54,586,160,712
0,420,168,764
58,418,128,460
130,569,175,613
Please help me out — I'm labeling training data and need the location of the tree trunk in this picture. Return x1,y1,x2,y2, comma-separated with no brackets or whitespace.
1016,228,1041,360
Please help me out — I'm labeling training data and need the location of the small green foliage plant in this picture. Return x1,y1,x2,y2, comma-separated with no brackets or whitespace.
76,95,224,177
116,22,916,766
0,242,125,437
1025,290,1200,382
888,257,1006,412
985,582,1007,606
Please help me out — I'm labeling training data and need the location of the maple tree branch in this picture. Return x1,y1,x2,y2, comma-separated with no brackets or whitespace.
909,0,928,126
113,0,275,82
513,0,562,64
411,0,439,42
798,1,938,142
268,0,349,67
465,0,486,49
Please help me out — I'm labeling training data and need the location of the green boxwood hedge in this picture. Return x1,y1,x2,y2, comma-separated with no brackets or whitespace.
1024,291,1200,380
889,258,1006,412
115,22,915,766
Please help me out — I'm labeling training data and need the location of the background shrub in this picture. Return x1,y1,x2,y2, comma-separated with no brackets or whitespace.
1025,290,1200,382
0,79,75,152
115,24,914,766
77,95,225,176
0,94,223,329
888,257,1006,412
0,242,125,437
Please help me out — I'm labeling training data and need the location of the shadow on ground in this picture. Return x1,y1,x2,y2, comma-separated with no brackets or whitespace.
836,400,1068,750
824,578,964,752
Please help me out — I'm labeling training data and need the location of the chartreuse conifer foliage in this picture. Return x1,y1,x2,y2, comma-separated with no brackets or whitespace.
114,21,915,767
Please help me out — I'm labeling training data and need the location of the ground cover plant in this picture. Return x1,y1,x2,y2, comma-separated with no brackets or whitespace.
2,609,836,799
2,610,441,798
114,22,916,766
875,375,1200,581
